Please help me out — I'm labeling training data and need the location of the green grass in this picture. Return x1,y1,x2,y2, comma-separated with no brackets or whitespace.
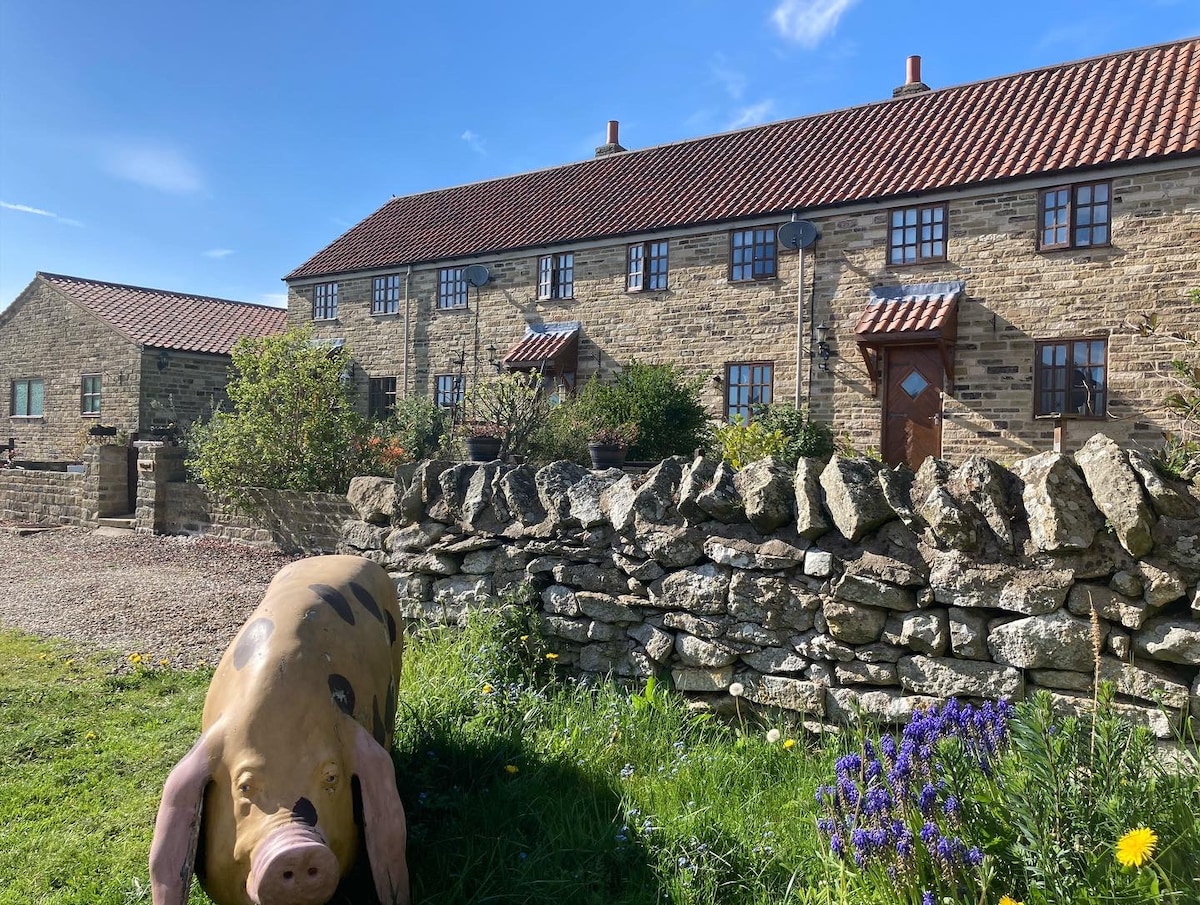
2,613,1197,905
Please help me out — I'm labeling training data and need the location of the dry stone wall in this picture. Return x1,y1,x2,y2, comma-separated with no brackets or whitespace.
340,433,1200,737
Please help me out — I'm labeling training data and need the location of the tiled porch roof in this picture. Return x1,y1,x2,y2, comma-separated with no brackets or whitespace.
287,38,1200,281
39,272,288,355
501,322,580,369
854,281,965,342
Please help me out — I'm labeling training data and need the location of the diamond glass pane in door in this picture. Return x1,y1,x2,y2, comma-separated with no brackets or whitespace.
900,369,930,399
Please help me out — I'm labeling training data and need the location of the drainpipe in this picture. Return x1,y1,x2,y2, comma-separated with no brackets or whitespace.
402,265,412,394
794,247,805,408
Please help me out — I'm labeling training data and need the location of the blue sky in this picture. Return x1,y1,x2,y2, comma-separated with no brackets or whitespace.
0,1,1195,310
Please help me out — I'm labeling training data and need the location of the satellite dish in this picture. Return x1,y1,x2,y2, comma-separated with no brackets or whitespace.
463,264,491,287
778,220,819,250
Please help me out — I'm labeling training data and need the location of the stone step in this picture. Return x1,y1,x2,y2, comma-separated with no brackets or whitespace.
96,515,136,534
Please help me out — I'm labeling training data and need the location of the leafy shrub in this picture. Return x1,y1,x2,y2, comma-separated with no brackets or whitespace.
373,394,451,462
712,420,787,469
460,371,548,460
187,326,375,498
570,362,711,462
750,403,835,465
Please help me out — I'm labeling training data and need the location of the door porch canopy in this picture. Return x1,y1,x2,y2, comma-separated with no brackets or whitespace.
853,280,964,394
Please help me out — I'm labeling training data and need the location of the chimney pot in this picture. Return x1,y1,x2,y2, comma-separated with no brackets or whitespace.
893,55,930,98
607,120,619,145
595,119,627,157
906,55,921,85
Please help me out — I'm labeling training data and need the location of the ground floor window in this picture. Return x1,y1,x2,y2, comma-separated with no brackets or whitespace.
434,374,464,410
368,376,397,418
1034,337,1107,417
12,378,44,417
81,374,101,416
725,362,773,423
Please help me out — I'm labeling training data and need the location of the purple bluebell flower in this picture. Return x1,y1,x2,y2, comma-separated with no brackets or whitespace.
920,821,939,844
918,783,938,815
830,833,845,858
922,891,935,905
965,846,984,866
817,817,835,835
943,795,959,817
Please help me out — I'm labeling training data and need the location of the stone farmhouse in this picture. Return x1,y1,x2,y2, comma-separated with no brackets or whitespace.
285,38,1199,470
1,272,287,462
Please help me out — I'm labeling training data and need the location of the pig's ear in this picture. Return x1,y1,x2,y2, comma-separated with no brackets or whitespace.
150,731,215,905
350,720,410,905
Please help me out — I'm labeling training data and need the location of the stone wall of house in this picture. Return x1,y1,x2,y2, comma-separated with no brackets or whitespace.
0,468,83,525
137,348,233,432
289,163,1200,462
135,445,355,553
0,279,142,460
340,435,1200,737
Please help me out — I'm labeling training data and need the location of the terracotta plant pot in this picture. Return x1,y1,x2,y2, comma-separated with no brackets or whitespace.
588,442,627,469
464,436,502,462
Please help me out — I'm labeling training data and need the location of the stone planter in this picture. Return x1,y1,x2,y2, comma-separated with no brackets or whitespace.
588,442,627,469
464,436,503,462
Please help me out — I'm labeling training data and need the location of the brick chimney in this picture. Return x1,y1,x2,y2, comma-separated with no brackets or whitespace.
595,120,627,157
893,55,930,97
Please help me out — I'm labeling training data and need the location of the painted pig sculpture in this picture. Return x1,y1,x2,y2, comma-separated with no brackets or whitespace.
150,555,409,905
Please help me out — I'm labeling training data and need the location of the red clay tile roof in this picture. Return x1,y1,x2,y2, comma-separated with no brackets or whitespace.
39,272,287,355
502,322,580,369
854,282,964,342
287,38,1200,281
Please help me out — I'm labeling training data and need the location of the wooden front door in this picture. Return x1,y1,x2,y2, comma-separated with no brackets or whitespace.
882,345,943,469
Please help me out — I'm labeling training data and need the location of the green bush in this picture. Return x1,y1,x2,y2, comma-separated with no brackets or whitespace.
749,403,834,466
187,326,376,498
460,371,548,460
712,420,787,469
373,394,452,462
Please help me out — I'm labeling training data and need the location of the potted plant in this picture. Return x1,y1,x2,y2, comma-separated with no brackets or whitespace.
587,421,639,469
459,421,505,462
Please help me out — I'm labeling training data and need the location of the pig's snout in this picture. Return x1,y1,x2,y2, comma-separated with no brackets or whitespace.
247,824,339,905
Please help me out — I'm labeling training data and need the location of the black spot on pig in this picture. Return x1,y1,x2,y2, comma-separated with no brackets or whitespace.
328,674,355,715
292,797,318,827
350,582,383,623
385,611,398,646
310,584,355,626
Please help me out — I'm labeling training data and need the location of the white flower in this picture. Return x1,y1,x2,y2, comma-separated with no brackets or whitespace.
729,682,745,698
766,728,782,744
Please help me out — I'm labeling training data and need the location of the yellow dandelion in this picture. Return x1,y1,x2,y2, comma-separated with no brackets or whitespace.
1115,826,1158,868
85,731,97,741
520,635,529,642
504,764,519,775
482,683,494,694
128,653,143,665
998,897,1024,905
783,738,796,750
545,652,559,661
159,658,170,667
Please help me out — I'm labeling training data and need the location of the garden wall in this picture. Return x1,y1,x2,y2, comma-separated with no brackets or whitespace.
0,468,83,526
339,433,1200,738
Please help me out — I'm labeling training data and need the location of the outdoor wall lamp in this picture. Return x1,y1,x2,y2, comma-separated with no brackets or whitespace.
815,323,837,371
486,344,503,373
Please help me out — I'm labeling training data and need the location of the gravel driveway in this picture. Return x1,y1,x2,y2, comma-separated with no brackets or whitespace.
0,527,299,669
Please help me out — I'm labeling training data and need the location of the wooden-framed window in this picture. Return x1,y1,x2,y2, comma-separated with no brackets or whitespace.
730,227,776,282
537,253,574,300
1039,181,1111,250
81,374,101,416
627,240,669,291
372,275,400,315
437,268,469,309
888,203,947,264
1034,337,1107,418
368,376,397,418
313,282,339,320
434,374,464,410
725,362,773,423
11,378,44,417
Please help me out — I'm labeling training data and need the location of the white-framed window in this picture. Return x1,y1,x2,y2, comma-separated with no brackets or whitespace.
81,374,101,416
438,268,469,309
434,374,464,409
313,282,339,320
372,275,400,315
12,378,45,417
725,362,773,423
627,240,669,291
537,253,574,300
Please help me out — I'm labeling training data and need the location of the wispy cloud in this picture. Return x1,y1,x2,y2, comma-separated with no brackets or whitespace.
1,200,84,227
260,292,288,308
710,54,747,101
771,0,859,47
461,129,486,156
203,248,234,259
727,101,776,130
100,140,204,194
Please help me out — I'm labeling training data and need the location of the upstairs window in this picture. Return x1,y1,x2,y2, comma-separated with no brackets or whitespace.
627,240,669,291
725,362,773,423
434,374,464,410
730,227,776,281
313,282,339,320
537,253,574,300
1039,181,1111,250
368,376,397,418
438,268,469,309
81,374,101,416
1034,337,1107,418
889,203,947,264
372,275,400,315
12,378,44,417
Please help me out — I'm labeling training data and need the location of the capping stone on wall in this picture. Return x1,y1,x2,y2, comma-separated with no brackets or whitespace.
341,439,1200,738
